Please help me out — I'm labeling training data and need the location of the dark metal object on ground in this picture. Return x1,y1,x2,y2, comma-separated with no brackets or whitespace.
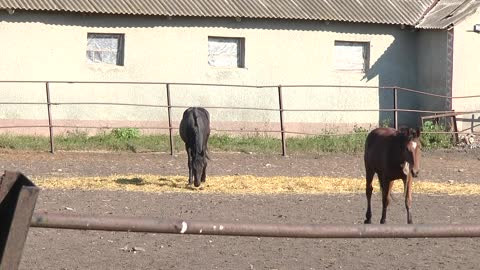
0,171,40,270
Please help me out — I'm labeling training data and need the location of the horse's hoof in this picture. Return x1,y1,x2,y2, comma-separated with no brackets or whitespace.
364,220,371,224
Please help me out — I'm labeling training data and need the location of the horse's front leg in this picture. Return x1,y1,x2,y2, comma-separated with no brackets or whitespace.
201,161,207,183
364,167,374,224
380,179,394,224
186,147,193,185
404,174,413,224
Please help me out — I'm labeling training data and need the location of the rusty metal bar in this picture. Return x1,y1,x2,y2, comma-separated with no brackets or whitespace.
52,103,281,112
55,102,169,107
281,108,447,113
30,212,480,239
421,111,459,120
2,80,480,99
39,125,170,130
0,80,391,90
1,100,454,114
166,83,174,156
45,82,55,154
0,98,456,114
277,86,286,156
0,171,40,270
0,125,466,136
0,102,47,105
0,125,53,129
393,87,398,129
396,86,480,99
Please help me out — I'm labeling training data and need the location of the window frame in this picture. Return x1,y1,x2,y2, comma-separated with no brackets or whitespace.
333,40,370,73
86,33,125,66
208,36,245,68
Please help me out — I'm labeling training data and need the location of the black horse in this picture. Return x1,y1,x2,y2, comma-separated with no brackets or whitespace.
364,127,421,224
179,107,211,187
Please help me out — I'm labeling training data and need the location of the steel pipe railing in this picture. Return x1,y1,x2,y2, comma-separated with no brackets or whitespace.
2,80,480,155
3,80,480,98
30,212,480,239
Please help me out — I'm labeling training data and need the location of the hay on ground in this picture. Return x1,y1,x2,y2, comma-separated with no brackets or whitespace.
32,175,480,195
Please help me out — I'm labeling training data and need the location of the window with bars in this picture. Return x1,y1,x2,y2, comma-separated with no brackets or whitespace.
86,33,125,66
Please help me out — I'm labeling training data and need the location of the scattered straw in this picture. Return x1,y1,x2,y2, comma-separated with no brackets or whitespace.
32,175,480,195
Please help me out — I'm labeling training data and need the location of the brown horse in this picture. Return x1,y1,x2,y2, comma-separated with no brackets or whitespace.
364,127,421,224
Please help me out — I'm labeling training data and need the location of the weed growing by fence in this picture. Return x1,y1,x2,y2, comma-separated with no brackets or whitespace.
420,121,453,149
111,128,140,140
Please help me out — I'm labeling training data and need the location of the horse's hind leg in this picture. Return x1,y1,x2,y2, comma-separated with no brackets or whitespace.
403,175,413,224
186,147,193,185
364,167,375,224
380,179,394,224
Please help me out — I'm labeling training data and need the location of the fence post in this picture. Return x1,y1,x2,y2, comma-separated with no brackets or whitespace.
166,84,174,156
45,82,55,154
393,87,398,130
277,86,286,156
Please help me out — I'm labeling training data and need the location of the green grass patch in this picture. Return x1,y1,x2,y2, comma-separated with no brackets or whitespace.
0,124,455,154
0,131,182,152
0,132,369,154
209,134,281,154
287,133,367,153
0,135,50,151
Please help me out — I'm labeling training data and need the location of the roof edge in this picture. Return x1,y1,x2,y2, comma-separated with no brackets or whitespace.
414,0,441,27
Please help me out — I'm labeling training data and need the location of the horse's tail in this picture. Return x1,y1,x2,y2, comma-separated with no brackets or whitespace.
192,109,208,167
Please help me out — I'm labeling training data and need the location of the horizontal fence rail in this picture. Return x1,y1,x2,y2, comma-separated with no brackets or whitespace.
30,212,480,239
1,80,480,154
0,100,465,114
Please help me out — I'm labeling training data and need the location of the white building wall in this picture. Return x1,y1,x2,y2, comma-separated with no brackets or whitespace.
0,11,420,135
452,9,480,133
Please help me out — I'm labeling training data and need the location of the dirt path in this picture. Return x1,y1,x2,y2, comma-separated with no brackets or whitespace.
2,148,479,182
0,149,478,269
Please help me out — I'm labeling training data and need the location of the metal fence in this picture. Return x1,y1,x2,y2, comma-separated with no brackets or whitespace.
1,80,479,155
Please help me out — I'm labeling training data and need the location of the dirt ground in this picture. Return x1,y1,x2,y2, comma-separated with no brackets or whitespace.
2,148,480,270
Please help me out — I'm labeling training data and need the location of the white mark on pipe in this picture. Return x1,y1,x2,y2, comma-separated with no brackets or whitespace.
180,221,188,234
219,225,224,230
